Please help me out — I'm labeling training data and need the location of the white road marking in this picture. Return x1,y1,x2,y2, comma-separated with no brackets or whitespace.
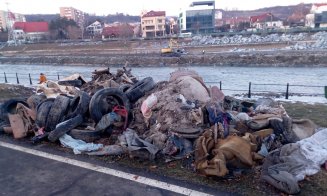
0,141,212,196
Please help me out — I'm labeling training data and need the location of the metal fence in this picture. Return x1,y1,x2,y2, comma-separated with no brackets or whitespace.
204,81,327,99
1,72,62,86
1,72,326,99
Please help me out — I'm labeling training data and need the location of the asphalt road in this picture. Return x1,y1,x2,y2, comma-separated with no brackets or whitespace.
0,145,181,196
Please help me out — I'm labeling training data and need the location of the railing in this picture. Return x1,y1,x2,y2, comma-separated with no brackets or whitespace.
205,81,327,99
1,72,62,86
1,72,326,99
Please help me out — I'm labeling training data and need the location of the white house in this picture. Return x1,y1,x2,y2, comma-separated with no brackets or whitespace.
86,21,102,36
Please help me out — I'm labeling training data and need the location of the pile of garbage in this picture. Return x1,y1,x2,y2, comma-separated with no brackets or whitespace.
0,67,326,195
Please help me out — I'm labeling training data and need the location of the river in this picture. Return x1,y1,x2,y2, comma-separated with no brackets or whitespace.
1,64,326,103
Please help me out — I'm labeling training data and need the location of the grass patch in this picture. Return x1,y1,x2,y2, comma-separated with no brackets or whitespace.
281,101,327,127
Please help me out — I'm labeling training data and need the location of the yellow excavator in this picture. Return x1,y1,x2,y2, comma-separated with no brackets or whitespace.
160,38,183,57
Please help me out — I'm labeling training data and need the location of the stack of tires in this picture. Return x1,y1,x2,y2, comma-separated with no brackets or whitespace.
36,91,90,142
1,77,155,142
40,77,155,142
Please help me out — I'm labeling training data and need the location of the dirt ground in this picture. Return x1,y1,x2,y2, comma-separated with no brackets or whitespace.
0,39,288,56
0,84,34,103
0,84,326,195
1,39,327,67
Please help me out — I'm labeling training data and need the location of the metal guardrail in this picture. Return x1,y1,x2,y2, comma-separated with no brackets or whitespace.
2,72,61,85
1,72,326,99
204,81,327,99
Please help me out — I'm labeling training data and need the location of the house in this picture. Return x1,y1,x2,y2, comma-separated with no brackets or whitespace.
86,21,102,36
250,13,283,29
12,29,25,41
305,3,327,28
141,10,166,38
12,21,49,41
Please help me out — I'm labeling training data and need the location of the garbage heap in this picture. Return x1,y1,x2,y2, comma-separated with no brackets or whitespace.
0,68,326,195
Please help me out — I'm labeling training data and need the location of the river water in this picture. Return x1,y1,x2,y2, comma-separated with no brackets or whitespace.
1,64,326,102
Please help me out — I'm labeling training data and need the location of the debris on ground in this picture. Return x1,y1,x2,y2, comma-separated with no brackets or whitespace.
0,66,326,195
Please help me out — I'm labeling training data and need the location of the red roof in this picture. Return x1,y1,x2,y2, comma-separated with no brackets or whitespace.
13,22,49,33
250,13,280,23
142,10,165,18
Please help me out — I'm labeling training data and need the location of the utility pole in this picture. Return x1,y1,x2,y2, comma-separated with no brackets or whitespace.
6,1,16,45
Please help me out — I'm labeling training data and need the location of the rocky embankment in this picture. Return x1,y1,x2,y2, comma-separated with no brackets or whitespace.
1,50,327,67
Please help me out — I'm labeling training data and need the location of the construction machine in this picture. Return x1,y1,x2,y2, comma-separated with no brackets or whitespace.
160,38,184,57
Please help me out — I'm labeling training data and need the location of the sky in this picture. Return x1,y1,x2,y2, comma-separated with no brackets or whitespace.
0,0,326,16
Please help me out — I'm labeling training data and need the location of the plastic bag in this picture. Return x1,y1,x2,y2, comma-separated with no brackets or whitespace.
141,93,158,118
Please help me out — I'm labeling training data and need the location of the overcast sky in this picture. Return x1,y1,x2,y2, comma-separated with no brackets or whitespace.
0,0,325,16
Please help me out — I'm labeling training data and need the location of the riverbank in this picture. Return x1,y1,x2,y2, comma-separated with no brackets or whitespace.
1,40,327,67
1,50,327,67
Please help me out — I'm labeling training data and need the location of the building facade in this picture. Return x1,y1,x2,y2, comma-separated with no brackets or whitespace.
86,21,102,36
0,10,26,31
60,7,85,28
141,10,166,38
305,3,327,28
179,1,216,34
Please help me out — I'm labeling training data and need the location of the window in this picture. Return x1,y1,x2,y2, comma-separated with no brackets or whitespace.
146,26,155,30
158,19,162,23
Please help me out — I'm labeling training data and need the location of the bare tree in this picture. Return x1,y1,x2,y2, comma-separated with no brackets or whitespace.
118,23,133,39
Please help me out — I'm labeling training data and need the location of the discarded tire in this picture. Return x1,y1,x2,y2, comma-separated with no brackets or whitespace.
68,129,102,142
65,91,90,119
118,84,132,92
27,94,47,111
46,95,71,132
89,88,130,123
125,77,155,103
58,80,83,87
36,98,55,129
48,114,84,142
0,99,28,123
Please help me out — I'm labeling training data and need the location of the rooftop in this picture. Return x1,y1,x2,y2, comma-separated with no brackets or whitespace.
142,10,166,18
13,22,49,33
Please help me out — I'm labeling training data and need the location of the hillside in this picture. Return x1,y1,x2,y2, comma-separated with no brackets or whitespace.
24,3,313,25
222,3,312,21
25,13,140,26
